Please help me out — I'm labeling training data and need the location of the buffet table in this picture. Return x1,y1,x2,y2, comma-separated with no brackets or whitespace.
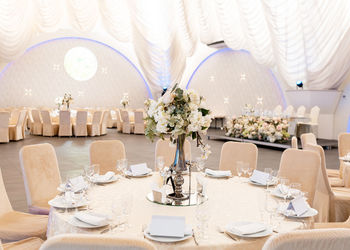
47,173,305,250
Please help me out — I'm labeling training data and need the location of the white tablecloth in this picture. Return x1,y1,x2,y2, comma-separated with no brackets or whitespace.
47,174,305,250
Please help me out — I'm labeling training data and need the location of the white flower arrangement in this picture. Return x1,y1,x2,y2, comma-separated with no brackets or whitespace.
120,93,129,108
144,84,213,159
55,96,63,109
225,115,290,143
62,93,73,109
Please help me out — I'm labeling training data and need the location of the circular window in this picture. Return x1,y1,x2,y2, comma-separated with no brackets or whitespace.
64,47,98,81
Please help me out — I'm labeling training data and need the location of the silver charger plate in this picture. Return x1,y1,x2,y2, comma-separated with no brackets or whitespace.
144,226,193,243
48,196,87,209
283,208,318,218
91,175,119,184
226,221,272,238
68,213,109,228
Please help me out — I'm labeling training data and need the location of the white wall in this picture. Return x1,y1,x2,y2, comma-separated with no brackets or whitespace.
334,82,350,136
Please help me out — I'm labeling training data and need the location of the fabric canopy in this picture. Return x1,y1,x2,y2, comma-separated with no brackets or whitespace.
0,0,350,90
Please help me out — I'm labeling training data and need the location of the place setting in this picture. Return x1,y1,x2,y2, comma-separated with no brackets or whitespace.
248,168,278,188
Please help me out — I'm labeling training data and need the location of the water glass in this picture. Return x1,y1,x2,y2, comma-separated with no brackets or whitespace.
279,178,290,204
196,157,205,173
236,161,243,182
195,201,211,242
265,196,278,226
84,165,94,185
290,183,302,198
156,156,165,172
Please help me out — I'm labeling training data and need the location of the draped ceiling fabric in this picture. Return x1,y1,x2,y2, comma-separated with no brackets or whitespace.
0,0,350,91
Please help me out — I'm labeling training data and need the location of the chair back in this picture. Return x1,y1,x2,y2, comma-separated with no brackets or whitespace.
40,234,157,250
90,140,126,175
41,110,52,125
291,136,298,149
76,111,87,125
155,138,191,168
10,109,20,124
273,105,282,116
120,110,130,123
278,148,320,205
0,112,10,128
134,111,144,123
338,133,350,179
296,105,306,117
284,105,294,117
92,111,102,125
19,143,61,208
262,228,350,250
218,142,258,175
32,109,42,123
0,169,13,215
59,111,71,125
116,109,122,122
310,106,320,124
100,111,109,134
301,133,317,148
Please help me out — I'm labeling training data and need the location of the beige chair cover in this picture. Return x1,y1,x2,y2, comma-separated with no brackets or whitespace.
2,237,43,250
300,132,317,148
87,111,102,136
291,136,298,148
21,109,28,139
89,140,126,175
9,110,26,141
58,111,72,137
0,112,10,143
155,138,191,168
19,143,61,215
40,234,156,250
107,110,117,128
296,105,306,117
116,109,123,132
31,109,43,135
27,109,34,132
262,228,350,250
0,169,48,241
218,142,258,175
284,105,294,117
273,105,282,116
73,111,87,137
100,111,109,136
121,110,134,134
338,133,350,179
315,216,350,229
278,148,320,206
134,110,145,134
9,109,19,125
40,110,58,137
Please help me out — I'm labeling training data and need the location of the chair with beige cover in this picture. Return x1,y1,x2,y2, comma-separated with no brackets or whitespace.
262,228,350,250
89,140,126,175
0,169,48,241
1,237,43,250
100,111,109,136
291,136,298,149
155,138,191,168
21,109,28,139
73,111,87,137
9,109,19,125
278,148,320,206
0,112,10,143
40,110,58,137
283,105,294,117
328,133,350,179
314,215,350,229
298,106,320,136
19,143,62,215
218,142,258,175
300,132,317,148
134,110,145,134
121,110,134,134
9,110,26,141
273,105,282,117
87,111,102,136
31,109,43,135
296,105,306,117
107,110,118,128
27,109,34,132
115,109,123,132
40,234,156,250
58,110,72,137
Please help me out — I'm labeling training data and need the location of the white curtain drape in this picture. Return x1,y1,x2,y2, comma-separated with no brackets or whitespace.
0,0,349,91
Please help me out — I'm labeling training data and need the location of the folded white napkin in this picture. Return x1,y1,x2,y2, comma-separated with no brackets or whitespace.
130,163,151,176
231,223,266,235
205,169,231,177
92,171,115,182
74,212,107,226
250,170,269,185
286,196,310,217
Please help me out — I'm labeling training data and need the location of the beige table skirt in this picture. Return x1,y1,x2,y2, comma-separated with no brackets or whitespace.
47,174,303,249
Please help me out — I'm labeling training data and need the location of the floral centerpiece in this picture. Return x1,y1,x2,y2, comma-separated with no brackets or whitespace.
55,96,63,110
144,84,212,200
120,93,129,109
62,93,73,110
225,116,290,143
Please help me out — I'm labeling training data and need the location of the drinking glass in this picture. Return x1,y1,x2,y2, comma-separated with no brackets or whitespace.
92,164,100,176
264,168,273,191
113,197,126,232
196,157,205,173
84,165,94,185
156,156,165,172
265,196,278,226
117,160,126,177
247,167,253,178
236,161,243,182
279,178,290,204
195,201,211,242
290,183,302,198
242,163,249,177
122,193,133,228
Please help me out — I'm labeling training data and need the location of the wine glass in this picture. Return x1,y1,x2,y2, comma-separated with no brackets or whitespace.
265,196,278,226
195,200,211,242
236,162,243,182
156,156,165,172
279,178,290,204
196,157,205,173
117,160,126,177
247,167,253,178
290,183,302,198
84,165,94,185
122,193,133,228
264,168,272,191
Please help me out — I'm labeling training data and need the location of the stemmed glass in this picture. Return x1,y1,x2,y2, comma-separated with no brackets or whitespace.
290,183,302,198
279,178,290,204
156,156,165,172
236,162,243,183
265,195,278,226
266,170,278,192
195,157,205,174
117,159,127,178
195,199,211,242
122,193,133,229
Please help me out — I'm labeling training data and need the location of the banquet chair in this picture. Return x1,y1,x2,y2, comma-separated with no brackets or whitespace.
291,136,298,149
262,228,350,250
298,106,320,137
87,111,102,136
27,109,34,132
73,111,87,137
40,234,156,250
314,215,350,229
155,138,191,168
31,109,43,135
0,112,10,143
296,105,306,117
134,110,145,134
19,143,62,215
283,105,294,117
21,109,28,139
218,142,258,175
58,110,72,137
107,110,117,128
89,140,126,175
300,132,317,148
41,110,58,136
278,148,320,206
116,109,123,132
1,237,43,250
121,110,134,134
0,169,48,241
273,105,282,116
100,110,109,136
9,110,26,141
328,133,350,179
9,109,19,125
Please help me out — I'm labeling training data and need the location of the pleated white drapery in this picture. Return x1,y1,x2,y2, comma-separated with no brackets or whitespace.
0,0,350,91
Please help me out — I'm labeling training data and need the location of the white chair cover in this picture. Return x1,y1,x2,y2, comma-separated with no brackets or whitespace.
100,111,109,135
87,111,102,136
116,109,123,132
121,110,134,134
296,105,306,117
9,110,26,141
283,105,294,117
0,112,10,143
58,110,72,137
41,110,58,136
291,136,298,149
31,109,43,135
300,133,317,148
134,110,145,134
73,111,87,137
273,105,282,116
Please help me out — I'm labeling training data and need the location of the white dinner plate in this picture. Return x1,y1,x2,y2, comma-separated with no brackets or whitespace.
48,196,87,209
205,173,231,179
271,188,295,200
248,179,277,187
283,208,318,218
68,213,109,228
125,171,153,178
57,183,88,193
143,226,193,243
91,175,119,184
226,221,272,238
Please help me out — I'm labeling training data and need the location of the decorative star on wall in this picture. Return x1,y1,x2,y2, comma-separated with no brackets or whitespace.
223,97,229,104
24,88,32,96
53,64,60,71
101,67,108,74
240,73,246,81
209,75,215,82
257,97,263,105
78,91,84,97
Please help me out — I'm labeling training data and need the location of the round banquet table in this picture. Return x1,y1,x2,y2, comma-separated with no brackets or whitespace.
47,173,306,250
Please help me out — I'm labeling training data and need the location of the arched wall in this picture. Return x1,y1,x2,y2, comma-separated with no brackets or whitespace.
0,37,152,108
186,48,286,117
